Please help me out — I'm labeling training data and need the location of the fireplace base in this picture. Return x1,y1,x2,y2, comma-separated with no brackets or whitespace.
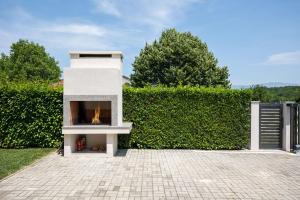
63,122,132,156
64,134,117,156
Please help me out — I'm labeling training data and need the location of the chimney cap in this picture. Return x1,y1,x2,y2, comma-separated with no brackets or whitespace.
69,51,122,56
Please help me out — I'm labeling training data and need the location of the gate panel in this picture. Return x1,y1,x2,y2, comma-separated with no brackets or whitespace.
290,103,300,150
259,103,282,149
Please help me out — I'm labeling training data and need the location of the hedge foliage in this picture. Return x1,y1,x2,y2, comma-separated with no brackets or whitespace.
119,87,252,150
0,83,62,148
0,84,252,149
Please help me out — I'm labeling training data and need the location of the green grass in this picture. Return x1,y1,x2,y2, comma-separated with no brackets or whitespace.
0,148,55,179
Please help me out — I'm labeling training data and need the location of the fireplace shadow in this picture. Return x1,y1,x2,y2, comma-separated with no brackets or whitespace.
57,143,64,156
116,149,128,157
57,142,128,157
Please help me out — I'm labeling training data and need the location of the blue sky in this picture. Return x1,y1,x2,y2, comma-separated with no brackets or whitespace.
0,0,299,85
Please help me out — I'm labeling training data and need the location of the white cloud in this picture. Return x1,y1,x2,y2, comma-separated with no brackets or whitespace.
264,51,300,65
8,6,33,20
92,0,203,31
93,0,121,17
42,23,107,37
0,7,135,51
0,6,148,71
0,1,203,54
0,1,204,71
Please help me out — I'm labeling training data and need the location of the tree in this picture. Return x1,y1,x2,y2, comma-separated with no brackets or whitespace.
130,29,230,87
0,53,9,83
0,39,61,83
251,85,271,102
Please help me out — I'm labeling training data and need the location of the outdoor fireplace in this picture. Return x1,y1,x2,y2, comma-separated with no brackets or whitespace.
62,51,132,156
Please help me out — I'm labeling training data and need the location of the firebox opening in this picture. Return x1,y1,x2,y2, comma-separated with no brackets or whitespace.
70,101,111,125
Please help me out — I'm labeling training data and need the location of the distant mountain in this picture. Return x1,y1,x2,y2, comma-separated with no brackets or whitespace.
232,82,300,89
232,85,250,89
259,82,300,88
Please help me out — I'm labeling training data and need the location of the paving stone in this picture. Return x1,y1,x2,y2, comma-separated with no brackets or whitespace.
0,150,300,199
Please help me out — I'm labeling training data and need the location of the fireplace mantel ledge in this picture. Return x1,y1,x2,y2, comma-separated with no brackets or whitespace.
62,122,132,134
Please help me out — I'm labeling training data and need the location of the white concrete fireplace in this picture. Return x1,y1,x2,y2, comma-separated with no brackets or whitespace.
62,51,132,156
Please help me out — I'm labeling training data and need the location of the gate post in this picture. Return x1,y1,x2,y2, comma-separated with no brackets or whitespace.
282,102,293,152
251,101,260,150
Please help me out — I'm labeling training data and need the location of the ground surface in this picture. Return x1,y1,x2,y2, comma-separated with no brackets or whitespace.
0,149,300,200
0,148,54,179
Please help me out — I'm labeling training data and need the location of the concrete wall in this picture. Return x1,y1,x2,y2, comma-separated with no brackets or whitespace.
106,134,118,156
70,57,122,70
64,134,77,156
64,68,123,126
64,68,122,96
282,103,291,152
250,101,260,150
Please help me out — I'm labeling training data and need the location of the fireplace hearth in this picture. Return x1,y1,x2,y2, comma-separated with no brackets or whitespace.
62,51,132,156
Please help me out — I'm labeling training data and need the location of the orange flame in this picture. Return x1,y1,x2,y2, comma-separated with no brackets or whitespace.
92,106,101,124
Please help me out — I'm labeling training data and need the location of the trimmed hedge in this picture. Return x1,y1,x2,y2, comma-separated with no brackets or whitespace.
0,84,252,149
119,87,252,149
0,83,63,148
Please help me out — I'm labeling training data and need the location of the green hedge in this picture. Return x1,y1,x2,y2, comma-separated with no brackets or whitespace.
0,83,62,148
119,87,252,149
0,84,252,149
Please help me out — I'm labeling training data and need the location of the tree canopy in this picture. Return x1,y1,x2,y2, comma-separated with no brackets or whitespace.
130,29,230,87
251,85,271,102
0,39,61,83
251,85,300,102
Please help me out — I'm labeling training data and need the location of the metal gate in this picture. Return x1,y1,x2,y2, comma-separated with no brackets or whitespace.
290,103,300,150
259,103,283,149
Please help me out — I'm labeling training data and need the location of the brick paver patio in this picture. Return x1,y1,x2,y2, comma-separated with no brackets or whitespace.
1,150,300,200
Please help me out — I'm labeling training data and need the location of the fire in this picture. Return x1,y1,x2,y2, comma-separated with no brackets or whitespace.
92,106,101,124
